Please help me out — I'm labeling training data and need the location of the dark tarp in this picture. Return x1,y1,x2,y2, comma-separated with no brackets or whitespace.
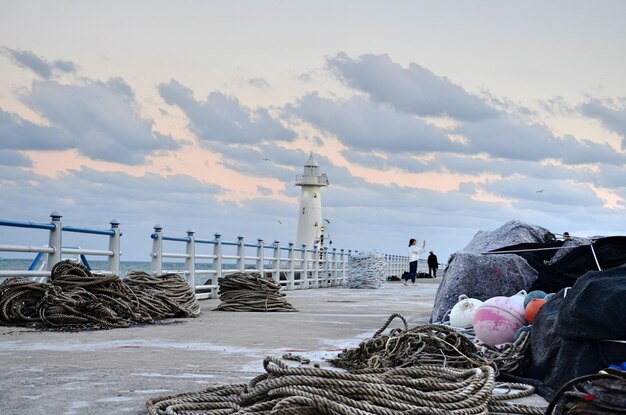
487,236,626,293
501,268,626,400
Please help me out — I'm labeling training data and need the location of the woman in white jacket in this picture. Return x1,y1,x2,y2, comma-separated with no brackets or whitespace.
406,238,425,285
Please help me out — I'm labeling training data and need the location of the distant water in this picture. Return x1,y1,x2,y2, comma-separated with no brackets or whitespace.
0,258,219,286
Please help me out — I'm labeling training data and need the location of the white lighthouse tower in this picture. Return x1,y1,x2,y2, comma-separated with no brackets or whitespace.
295,153,329,249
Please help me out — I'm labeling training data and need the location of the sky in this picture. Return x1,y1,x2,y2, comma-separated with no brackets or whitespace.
1,1,626,262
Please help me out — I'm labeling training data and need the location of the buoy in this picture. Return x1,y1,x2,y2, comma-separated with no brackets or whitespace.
508,290,528,310
473,296,526,346
525,298,547,324
449,294,483,328
544,293,557,302
524,290,547,308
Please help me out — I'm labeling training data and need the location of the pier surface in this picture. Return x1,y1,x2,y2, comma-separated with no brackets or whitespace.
0,279,544,414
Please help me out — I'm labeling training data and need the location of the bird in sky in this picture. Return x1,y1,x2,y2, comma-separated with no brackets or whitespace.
536,190,544,193
277,219,283,225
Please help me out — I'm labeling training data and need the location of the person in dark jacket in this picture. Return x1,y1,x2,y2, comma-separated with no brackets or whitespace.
427,251,438,278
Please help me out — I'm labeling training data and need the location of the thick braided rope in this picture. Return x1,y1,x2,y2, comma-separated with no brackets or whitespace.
331,315,492,371
214,272,296,312
146,356,544,414
478,331,532,375
0,261,200,328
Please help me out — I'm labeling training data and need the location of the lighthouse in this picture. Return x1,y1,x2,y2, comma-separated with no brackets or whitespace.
295,153,329,249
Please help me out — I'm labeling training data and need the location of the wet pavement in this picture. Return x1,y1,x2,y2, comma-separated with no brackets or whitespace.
0,279,545,414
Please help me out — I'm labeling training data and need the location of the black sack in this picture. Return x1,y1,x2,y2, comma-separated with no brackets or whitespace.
506,268,626,400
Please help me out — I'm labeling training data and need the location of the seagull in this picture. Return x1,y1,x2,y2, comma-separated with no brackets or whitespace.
324,219,331,224
536,190,544,193
277,219,283,225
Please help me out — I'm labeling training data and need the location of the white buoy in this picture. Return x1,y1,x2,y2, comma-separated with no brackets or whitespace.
449,294,483,328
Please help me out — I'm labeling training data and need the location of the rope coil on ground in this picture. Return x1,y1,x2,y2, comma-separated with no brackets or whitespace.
331,313,494,371
478,331,532,375
0,261,199,328
214,272,296,312
146,356,544,414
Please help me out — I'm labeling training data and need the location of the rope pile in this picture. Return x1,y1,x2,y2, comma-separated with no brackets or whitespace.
147,356,544,415
479,331,532,375
214,272,296,312
125,271,200,318
345,250,386,289
0,261,200,328
331,313,494,371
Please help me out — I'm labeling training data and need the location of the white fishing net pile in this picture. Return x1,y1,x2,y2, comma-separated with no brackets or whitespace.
345,250,386,289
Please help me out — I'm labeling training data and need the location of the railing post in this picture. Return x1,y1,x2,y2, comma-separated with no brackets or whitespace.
213,233,222,298
322,247,329,287
332,247,338,286
47,211,63,271
347,250,352,286
237,235,245,272
301,244,308,289
186,229,195,292
340,249,346,285
287,242,295,290
256,238,264,277
384,254,389,280
272,240,281,284
151,224,163,276
312,245,320,288
108,219,121,276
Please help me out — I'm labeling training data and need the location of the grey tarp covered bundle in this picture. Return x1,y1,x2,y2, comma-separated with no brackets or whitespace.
345,250,386,289
430,220,548,323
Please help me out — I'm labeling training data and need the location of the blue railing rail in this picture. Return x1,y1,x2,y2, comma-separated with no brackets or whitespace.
150,225,351,299
0,211,121,278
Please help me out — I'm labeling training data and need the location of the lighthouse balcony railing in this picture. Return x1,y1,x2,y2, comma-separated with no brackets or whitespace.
294,175,329,186
0,212,121,280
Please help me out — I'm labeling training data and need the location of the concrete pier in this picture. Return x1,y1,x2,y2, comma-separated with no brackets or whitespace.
0,279,542,414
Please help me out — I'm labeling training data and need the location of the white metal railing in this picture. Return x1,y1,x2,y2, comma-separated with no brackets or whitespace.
150,225,350,299
0,212,120,279
1,214,414,300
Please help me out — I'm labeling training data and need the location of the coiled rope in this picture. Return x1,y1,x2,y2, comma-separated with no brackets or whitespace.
0,261,199,328
214,272,296,312
478,331,532,375
146,356,544,414
331,313,494,371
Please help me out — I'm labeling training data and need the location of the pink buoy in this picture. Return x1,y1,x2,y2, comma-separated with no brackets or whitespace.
473,296,526,346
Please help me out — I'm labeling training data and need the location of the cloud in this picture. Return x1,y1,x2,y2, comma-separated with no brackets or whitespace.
0,150,31,167
456,114,624,164
288,92,455,154
1,47,78,79
248,77,271,91
327,53,498,121
580,100,626,149
5,78,180,164
321,53,625,166
158,79,295,146
0,107,72,150
476,176,602,208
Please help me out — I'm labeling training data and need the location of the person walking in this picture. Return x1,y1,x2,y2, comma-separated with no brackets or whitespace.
427,251,438,278
405,239,425,286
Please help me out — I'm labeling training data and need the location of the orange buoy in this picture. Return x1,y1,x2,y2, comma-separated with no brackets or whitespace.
525,298,547,324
